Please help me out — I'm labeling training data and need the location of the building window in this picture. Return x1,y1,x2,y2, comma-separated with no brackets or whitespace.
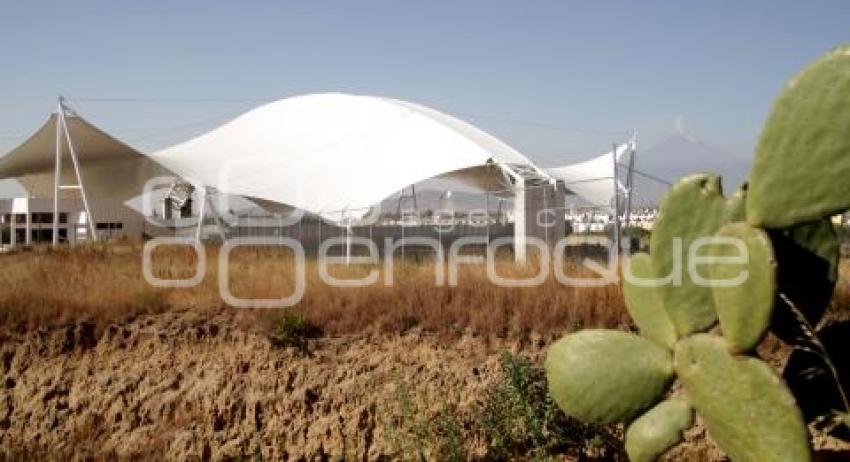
31,213,54,224
14,214,25,224
31,229,53,243
96,222,124,230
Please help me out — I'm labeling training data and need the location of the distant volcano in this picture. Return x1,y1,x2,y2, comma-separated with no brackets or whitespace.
630,133,752,206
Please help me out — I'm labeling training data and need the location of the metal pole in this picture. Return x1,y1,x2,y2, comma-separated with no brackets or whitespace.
52,100,63,247
542,184,549,247
623,131,637,230
24,203,31,246
612,143,621,258
195,187,206,241
411,184,419,219
345,222,352,265
485,191,491,244
9,214,16,248
59,104,98,242
437,214,443,256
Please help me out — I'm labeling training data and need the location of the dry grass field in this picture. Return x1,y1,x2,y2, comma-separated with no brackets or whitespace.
0,240,633,459
0,241,848,460
0,240,632,340
1,240,846,341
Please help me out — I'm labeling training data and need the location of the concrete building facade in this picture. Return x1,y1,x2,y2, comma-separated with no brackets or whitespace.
0,198,145,248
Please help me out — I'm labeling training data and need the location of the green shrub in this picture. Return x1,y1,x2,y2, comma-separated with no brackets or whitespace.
382,352,624,461
477,352,623,461
271,310,320,352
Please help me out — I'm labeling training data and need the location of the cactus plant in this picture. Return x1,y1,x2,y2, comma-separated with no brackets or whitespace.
708,222,777,352
544,330,673,424
625,398,693,462
544,45,849,461
622,252,678,349
748,44,850,228
649,173,745,335
675,335,810,461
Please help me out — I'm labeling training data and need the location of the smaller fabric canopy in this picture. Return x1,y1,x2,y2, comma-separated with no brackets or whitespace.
546,142,632,207
0,112,175,201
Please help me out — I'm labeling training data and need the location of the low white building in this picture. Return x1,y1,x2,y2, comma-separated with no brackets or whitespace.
0,197,145,247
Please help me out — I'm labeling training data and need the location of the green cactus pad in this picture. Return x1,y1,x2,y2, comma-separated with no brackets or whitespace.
675,335,811,462
709,223,777,353
748,45,850,228
625,398,694,462
622,253,678,349
650,173,742,336
784,217,841,281
545,330,673,424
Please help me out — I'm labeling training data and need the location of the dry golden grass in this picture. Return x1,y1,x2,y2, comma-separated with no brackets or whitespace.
0,240,629,339
2,240,846,341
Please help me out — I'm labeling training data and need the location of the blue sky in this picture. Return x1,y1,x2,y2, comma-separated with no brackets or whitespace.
0,1,848,187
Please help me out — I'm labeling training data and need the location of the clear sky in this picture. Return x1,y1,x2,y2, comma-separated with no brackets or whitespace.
0,1,848,195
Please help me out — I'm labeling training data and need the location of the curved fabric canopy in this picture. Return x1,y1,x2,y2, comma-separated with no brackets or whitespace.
153,93,539,221
0,112,174,201
546,141,632,207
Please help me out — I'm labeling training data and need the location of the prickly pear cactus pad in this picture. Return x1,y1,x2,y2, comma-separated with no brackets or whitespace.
748,45,850,228
674,335,811,462
544,330,673,424
650,173,741,335
708,223,777,353
625,398,693,462
622,253,678,349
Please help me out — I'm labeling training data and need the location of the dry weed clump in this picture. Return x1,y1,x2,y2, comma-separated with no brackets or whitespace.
0,240,624,338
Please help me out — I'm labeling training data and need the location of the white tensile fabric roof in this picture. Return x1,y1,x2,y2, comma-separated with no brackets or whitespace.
546,141,632,207
0,93,629,221
0,113,173,202
152,93,536,221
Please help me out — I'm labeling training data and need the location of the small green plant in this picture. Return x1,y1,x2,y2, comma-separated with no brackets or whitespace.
382,352,624,461
545,45,850,461
271,310,319,352
428,407,466,462
382,377,431,461
381,376,468,461
477,351,559,459
477,352,623,460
